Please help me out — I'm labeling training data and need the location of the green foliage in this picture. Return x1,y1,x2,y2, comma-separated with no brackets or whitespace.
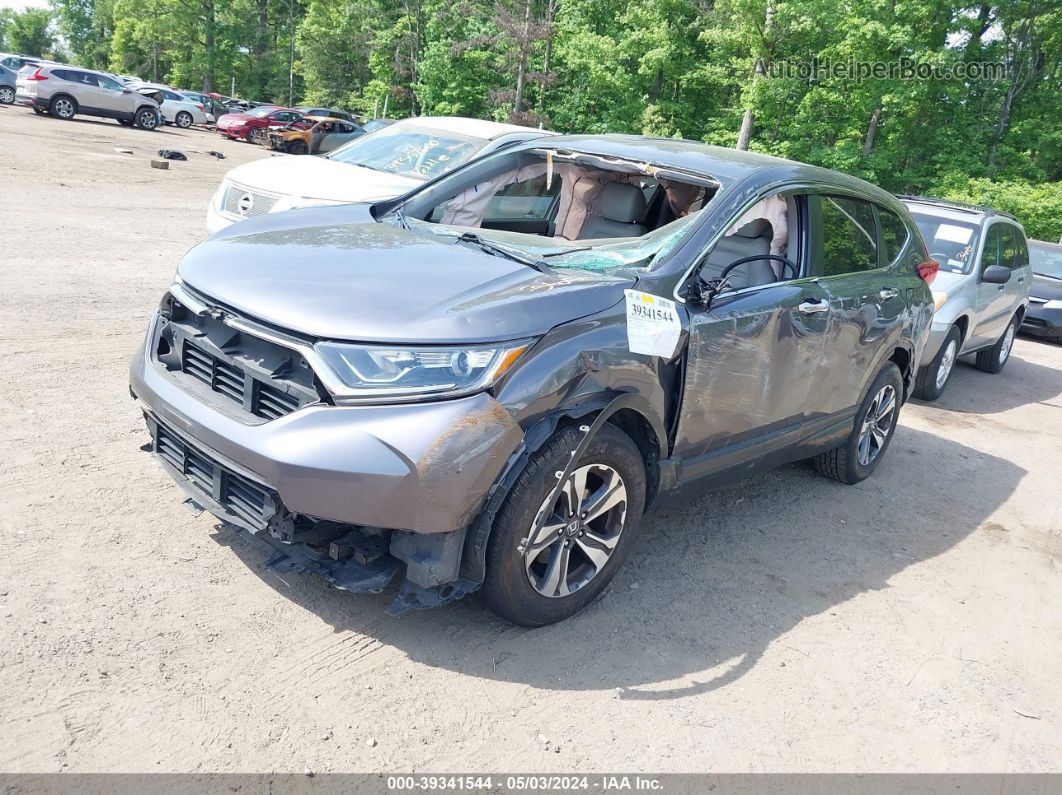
4,8,55,57
932,177,1062,243
38,0,1062,232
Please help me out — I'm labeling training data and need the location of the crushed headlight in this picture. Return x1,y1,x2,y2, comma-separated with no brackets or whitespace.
315,340,532,402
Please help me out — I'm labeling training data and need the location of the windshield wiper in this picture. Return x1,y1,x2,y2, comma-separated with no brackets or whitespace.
541,246,593,258
454,232,552,273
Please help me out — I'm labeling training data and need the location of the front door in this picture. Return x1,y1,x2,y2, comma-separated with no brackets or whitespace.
970,222,1015,348
673,192,833,485
95,73,130,115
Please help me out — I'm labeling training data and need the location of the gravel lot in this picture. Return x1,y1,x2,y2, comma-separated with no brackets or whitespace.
1,105,1060,774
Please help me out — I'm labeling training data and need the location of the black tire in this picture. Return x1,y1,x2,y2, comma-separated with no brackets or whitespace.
482,423,646,627
248,128,266,145
288,140,308,155
814,362,904,485
913,325,961,401
975,315,1018,374
50,94,77,120
0,86,14,105
134,106,159,130
175,111,193,128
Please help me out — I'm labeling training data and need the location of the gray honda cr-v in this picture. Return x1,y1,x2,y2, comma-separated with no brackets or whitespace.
131,135,936,626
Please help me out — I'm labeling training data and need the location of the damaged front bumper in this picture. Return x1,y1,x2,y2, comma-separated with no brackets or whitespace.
130,329,524,612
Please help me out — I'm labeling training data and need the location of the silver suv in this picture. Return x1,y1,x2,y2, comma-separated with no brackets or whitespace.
901,197,1031,400
16,64,160,129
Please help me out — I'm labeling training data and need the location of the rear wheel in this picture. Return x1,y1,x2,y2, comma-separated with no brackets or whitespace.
814,362,903,485
913,325,961,401
975,316,1017,374
0,86,14,104
483,423,646,627
175,111,193,128
50,95,76,120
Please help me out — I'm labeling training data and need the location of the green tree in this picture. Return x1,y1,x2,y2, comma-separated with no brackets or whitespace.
5,8,54,56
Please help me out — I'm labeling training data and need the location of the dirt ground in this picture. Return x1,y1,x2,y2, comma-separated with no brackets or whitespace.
0,105,1060,775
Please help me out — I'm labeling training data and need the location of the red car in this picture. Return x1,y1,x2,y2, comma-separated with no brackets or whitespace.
216,106,309,144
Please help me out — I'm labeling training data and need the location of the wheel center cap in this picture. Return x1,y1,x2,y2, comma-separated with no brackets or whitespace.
565,521,581,537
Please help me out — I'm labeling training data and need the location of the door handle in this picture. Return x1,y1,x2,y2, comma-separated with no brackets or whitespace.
878,288,899,300
797,300,829,314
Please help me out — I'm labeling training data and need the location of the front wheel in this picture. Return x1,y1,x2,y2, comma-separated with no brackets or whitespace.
913,325,961,401
175,111,193,128
135,106,159,130
482,423,646,627
975,316,1017,374
288,139,308,155
248,128,266,145
814,362,903,485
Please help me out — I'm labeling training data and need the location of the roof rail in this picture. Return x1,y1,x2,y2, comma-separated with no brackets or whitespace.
896,194,1017,222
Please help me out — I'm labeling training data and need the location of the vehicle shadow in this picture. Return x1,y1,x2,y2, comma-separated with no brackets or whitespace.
212,425,1022,700
914,351,1062,414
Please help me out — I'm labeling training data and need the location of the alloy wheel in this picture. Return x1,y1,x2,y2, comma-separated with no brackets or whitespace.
999,323,1015,364
936,339,957,390
0,87,13,104
138,109,158,129
857,384,897,466
54,98,74,118
521,464,628,598
176,112,192,128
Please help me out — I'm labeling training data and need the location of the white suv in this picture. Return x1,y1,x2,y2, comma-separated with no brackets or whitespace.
16,64,160,129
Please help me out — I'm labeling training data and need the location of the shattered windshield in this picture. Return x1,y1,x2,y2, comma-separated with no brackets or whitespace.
388,149,720,274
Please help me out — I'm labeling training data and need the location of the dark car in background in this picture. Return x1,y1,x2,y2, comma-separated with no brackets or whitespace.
131,135,935,626
215,105,307,144
1022,239,1062,343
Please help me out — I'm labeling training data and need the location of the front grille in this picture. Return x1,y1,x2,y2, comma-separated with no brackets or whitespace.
223,183,279,219
154,421,274,529
179,340,311,421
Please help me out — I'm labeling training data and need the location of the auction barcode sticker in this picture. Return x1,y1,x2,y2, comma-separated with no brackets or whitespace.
625,289,681,358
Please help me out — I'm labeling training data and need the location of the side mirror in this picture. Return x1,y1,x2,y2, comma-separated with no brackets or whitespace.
981,264,1012,285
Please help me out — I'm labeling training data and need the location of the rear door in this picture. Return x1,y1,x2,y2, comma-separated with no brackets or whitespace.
812,195,906,416
1000,223,1032,313
969,222,1014,348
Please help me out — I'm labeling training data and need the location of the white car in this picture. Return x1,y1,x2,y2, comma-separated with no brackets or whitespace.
206,116,554,232
129,82,209,128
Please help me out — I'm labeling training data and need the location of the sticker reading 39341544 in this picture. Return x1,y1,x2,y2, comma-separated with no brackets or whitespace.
625,289,681,359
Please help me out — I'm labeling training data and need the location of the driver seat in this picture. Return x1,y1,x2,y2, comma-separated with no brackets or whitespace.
700,219,776,290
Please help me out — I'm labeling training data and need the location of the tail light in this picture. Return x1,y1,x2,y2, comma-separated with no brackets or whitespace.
27,68,48,81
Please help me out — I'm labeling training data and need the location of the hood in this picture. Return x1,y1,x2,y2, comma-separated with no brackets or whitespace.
178,206,631,344
218,112,256,124
1030,272,1062,301
224,155,421,203
930,269,969,294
